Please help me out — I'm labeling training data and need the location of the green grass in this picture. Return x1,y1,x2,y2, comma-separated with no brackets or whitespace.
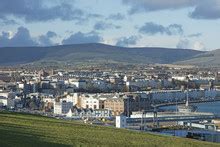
0,111,219,147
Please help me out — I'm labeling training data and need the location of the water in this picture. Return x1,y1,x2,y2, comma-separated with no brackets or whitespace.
161,101,220,115
158,101,220,143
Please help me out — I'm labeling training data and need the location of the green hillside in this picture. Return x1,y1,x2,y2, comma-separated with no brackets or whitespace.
0,43,203,66
0,111,219,147
177,49,220,67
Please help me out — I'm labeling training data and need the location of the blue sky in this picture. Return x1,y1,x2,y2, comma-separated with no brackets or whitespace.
0,0,220,51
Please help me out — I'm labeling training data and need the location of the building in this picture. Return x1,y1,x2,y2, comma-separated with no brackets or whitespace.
104,94,151,116
0,91,16,108
92,109,112,118
124,94,151,116
116,115,127,128
69,79,87,89
53,100,73,115
62,93,79,106
79,94,100,110
104,98,124,116
0,96,7,107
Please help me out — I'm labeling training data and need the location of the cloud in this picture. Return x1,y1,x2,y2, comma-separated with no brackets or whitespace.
187,33,202,38
189,0,220,19
0,27,103,47
0,0,85,22
94,21,121,31
38,31,57,46
88,14,103,19
0,27,59,47
122,0,197,14
116,36,140,47
176,39,206,50
0,15,18,25
62,31,103,45
176,39,190,49
0,26,38,47
193,41,206,50
75,13,104,25
139,22,183,35
122,0,220,19
107,13,125,20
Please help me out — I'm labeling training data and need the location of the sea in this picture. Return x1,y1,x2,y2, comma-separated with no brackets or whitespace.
160,101,220,115
157,101,220,143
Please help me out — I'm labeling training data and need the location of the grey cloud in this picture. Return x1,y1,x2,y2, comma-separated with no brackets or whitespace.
116,36,140,47
122,0,220,19
46,31,57,38
187,33,202,38
189,0,220,19
38,31,57,46
176,38,206,50
94,21,121,31
176,39,190,49
0,0,85,22
0,15,18,25
0,26,38,47
88,14,103,19
122,0,197,14
166,24,183,35
75,13,104,25
107,13,125,20
62,31,103,45
139,22,183,35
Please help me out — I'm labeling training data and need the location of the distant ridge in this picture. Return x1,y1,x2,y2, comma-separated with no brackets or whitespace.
177,48,220,67
0,43,204,66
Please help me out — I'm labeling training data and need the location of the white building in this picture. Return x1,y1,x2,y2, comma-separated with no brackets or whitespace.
53,101,73,115
172,76,186,81
150,90,185,102
0,91,16,108
58,93,79,107
0,91,16,99
126,79,160,89
43,97,55,103
80,95,100,110
66,93,79,106
149,89,218,102
0,96,15,108
116,115,127,128
92,109,112,118
69,79,87,89
0,96,7,107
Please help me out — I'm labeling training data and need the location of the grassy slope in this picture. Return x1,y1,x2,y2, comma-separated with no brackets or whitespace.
0,43,203,65
0,111,219,147
177,49,220,67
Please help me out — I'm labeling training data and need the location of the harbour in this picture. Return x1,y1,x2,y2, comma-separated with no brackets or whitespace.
160,101,220,115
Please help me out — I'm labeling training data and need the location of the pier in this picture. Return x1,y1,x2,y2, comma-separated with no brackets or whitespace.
116,112,219,129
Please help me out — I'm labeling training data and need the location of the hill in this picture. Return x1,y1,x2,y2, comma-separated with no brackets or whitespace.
177,49,220,67
0,43,203,66
0,111,219,147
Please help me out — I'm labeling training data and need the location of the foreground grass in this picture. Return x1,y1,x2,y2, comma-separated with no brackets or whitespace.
0,111,219,147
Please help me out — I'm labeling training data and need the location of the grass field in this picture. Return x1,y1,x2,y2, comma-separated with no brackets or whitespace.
0,111,219,147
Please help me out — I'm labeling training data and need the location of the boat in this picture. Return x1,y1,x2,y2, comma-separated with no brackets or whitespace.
177,90,197,113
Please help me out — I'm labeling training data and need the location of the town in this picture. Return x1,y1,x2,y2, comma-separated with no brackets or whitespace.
1,64,220,142
2,0,220,146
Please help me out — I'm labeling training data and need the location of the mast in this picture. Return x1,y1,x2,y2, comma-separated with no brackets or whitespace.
186,89,189,107
186,78,189,107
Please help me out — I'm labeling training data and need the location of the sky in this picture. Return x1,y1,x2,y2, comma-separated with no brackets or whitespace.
0,0,220,51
